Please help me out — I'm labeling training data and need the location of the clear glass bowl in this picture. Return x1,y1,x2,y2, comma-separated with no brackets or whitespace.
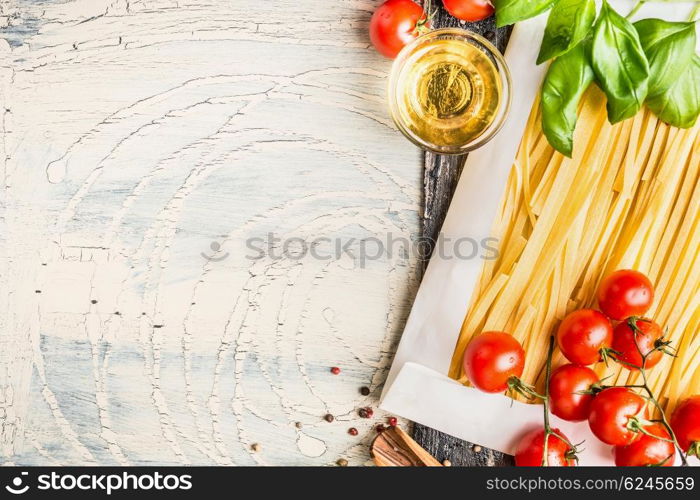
388,28,512,155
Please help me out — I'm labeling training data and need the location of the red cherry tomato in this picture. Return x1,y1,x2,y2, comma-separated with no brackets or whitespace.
463,331,525,393
588,387,647,445
670,395,700,455
549,364,599,422
612,318,664,370
597,269,654,320
442,0,495,22
514,428,576,466
369,0,427,58
556,309,613,366
614,423,675,466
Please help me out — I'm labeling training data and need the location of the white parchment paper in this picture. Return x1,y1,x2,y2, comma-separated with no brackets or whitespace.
381,2,700,466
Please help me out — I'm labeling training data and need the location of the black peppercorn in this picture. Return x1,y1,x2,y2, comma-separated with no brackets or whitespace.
358,407,374,419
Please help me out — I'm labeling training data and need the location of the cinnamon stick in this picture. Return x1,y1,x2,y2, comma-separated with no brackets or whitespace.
370,426,443,466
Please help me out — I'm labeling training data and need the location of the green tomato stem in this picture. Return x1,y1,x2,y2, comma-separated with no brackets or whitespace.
540,335,580,466
541,336,554,466
622,325,689,466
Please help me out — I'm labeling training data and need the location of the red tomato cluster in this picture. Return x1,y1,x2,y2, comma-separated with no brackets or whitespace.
368,1,494,59
552,270,678,465
463,269,699,466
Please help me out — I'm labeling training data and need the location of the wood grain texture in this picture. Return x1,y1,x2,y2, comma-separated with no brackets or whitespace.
415,3,514,467
370,426,442,466
0,0,424,466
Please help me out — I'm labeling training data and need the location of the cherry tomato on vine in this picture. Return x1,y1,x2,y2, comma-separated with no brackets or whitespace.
369,0,428,58
597,270,654,321
462,331,524,393
442,0,494,22
670,395,700,456
612,318,664,370
588,387,647,446
556,309,613,366
549,364,599,422
614,423,675,466
514,428,576,466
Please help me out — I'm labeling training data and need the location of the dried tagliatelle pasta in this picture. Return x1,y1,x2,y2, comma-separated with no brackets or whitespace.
449,87,700,415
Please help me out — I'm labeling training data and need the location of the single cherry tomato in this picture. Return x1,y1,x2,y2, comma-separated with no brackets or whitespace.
614,423,675,466
670,395,700,456
556,309,613,366
549,364,599,422
612,318,664,370
597,269,654,321
369,0,427,58
463,331,525,393
514,428,576,466
588,387,647,445
442,0,494,22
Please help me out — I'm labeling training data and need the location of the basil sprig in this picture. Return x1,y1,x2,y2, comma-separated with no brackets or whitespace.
494,0,556,28
495,0,700,156
634,19,697,97
541,42,595,156
646,54,700,128
537,0,596,64
591,1,649,123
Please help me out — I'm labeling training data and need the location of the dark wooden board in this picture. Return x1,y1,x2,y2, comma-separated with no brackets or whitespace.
414,3,514,467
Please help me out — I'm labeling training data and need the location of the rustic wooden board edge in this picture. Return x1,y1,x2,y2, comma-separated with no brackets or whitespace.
415,5,514,467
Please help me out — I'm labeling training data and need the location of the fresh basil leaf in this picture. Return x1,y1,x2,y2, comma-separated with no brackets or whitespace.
646,54,700,128
541,42,595,157
591,0,649,123
494,0,556,28
634,19,696,97
537,0,596,64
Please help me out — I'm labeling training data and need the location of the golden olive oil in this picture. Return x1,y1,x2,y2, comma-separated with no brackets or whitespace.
394,38,502,149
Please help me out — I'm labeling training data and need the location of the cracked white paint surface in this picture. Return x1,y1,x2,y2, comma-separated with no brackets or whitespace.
0,0,421,465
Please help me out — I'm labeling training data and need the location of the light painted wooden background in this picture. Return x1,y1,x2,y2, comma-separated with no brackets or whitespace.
0,0,422,465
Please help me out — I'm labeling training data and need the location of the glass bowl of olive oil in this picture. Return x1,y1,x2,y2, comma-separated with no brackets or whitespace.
388,28,512,154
